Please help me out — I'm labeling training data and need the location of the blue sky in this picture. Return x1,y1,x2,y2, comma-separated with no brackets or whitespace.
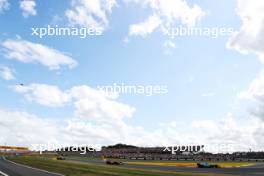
0,0,264,152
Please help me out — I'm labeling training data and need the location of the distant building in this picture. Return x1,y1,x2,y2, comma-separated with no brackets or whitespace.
0,146,29,154
101,144,203,160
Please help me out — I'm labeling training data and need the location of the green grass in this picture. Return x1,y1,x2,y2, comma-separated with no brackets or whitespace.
7,156,233,176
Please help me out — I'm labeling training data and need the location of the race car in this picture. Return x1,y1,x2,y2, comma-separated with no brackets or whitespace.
197,162,220,168
56,155,66,160
105,160,124,165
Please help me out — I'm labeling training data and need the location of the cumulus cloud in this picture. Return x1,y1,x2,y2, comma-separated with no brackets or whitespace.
64,0,204,36
1,38,78,70
227,0,264,122
12,83,263,152
239,71,264,101
0,109,61,146
0,108,114,147
191,115,263,152
10,83,264,152
12,84,70,107
128,0,205,37
0,65,15,80
65,0,117,30
0,0,9,13
12,84,135,122
19,0,36,17
238,71,264,120
1,106,264,152
0,108,141,148
227,0,264,62
129,15,161,37
5,82,264,151
70,85,135,122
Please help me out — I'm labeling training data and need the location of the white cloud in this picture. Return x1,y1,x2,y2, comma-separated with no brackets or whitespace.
129,15,161,37
19,0,36,17
163,41,176,49
0,108,111,147
0,109,62,146
10,83,264,152
238,71,264,120
0,0,9,13
228,0,264,122
1,106,264,152
65,0,117,30
122,37,130,44
64,0,204,36
12,84,70,107
191,115,262,152
238,71,264,101
128,0,205,37
70,85,135,122
0,65,15,80
12,84,264,152
4,80,264,151
0,108,137,148
163,40,176,55
227,0,264,62
1,38,78,70
12,84,135,122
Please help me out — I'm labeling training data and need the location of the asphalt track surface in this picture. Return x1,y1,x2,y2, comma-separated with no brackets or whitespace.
1,156,264,176
68,157,264,176
124,163,264,176
0,157,62,176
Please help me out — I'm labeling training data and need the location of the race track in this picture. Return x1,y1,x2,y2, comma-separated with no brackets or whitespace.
68,157,264,176
124,163,264,176
0,157,62,176
1,156,264,176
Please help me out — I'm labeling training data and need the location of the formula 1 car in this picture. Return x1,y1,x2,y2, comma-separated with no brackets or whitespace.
197,162,220,168
56,155,66,160
105,160,124,165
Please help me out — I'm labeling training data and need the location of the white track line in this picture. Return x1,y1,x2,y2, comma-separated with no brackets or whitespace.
0,170,9,176
3,157,64,176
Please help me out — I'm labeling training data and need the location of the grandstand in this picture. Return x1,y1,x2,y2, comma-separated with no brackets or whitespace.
101,144,203,160
0,146,29,154
54,143,264,162
100,144,264,162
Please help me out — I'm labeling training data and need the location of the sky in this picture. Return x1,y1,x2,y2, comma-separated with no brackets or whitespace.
0,0,264,153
